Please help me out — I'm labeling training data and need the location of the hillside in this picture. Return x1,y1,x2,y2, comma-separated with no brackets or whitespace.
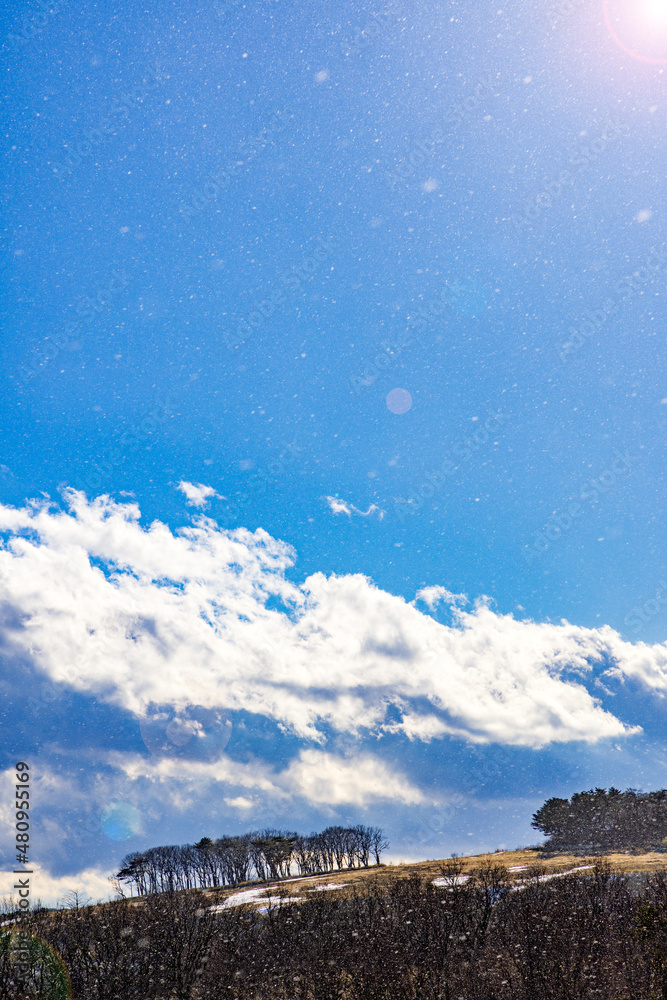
6,847,667,999
202,846,667,912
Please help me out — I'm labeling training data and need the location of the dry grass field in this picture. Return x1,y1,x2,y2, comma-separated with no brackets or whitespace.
199,846,667,912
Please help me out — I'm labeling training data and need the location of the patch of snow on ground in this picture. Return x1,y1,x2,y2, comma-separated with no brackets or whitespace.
212,886,313,912
211,888,269,910
534,865,594,881
309,883,344,891
511,865,595,892
432,875,470,887
508,866,528,871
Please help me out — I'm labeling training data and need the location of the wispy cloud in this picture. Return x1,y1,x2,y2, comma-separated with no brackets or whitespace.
177,480,224,509
114,747,429,809
325,496,385,519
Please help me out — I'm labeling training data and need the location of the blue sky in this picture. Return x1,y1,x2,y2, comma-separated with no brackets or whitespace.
2,0,667,905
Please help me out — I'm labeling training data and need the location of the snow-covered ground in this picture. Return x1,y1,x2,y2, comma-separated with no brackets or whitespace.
527,864,594,882
510,865,595,892
207,871,353,911
210,888,270,910
211,883,331,912
432,875,470,887
431,865,595,896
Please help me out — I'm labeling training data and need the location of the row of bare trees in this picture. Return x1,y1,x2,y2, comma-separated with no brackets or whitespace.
115,825,389,896
4,861,667,999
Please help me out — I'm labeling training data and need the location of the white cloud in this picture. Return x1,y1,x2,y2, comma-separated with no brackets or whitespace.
596,630,667,694
177,481,222,508
382,711,453,741
415,585,467,610
283,749,428,806
0,491,661,750
29,867,115,908
111,745,428,810
325,496,384,519
223,796,254,810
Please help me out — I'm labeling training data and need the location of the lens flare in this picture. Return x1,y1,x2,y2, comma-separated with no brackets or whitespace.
140,703,233,762
604,0,667,64
386,388,413,414
7,931,72,999
101,801,141,840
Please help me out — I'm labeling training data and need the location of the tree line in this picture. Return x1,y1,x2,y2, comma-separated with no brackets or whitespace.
4,860,667,999
532,786,667,852
115,824,389,895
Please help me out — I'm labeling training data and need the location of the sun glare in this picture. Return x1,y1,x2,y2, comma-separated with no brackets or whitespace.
642,0,667,25
604,0,667,63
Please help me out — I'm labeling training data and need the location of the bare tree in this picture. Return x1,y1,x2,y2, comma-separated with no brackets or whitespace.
369,825,389,865
59,888,91,911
